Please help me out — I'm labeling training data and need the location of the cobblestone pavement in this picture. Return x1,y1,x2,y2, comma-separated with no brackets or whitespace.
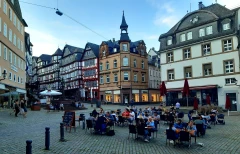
0,104,240,154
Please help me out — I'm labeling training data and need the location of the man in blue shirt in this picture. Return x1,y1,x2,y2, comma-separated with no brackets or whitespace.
174,119,184,129
144,117,156,142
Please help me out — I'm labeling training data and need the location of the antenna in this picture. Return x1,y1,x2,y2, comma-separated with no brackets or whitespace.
57,0,58,9
190,0,191,12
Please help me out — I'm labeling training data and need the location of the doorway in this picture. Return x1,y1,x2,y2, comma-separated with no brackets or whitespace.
226,93,237,111
123,94,129,104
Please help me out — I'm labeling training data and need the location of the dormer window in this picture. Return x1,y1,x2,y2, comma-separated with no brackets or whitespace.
187,32,192,40
167,39,172,45
180,34,186,42
133,48,136,52
141,49,144,55
223,23,230,30
199,28,205,37
114,48,117,52
103,50,106,56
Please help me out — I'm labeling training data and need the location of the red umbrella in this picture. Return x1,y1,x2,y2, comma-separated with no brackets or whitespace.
225,95,231,110
182,78,190,97
193,97,198,110
160,81,167,96
206,94,211,105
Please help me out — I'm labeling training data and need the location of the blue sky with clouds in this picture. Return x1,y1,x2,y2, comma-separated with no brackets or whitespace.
20,0,240,56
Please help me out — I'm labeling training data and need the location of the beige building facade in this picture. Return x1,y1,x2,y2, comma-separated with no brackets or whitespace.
99,12,149,104
0,0,27,103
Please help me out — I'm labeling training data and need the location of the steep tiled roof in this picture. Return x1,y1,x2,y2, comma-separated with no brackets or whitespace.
39,54,51,62
52,48,63,56
120,11,128,29
86,42,100,58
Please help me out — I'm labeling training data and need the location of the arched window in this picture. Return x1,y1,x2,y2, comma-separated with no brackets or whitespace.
141,61,144,69
133,59,137,68
106,61,109,70
113,59,117,68
99,63,103,71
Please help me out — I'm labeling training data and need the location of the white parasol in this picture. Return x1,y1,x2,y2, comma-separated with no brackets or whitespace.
40,90,62,96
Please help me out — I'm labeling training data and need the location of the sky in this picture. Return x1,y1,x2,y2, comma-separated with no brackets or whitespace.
19,0,240,57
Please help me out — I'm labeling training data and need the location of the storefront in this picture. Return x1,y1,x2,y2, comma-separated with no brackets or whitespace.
149,90,161,102
113,90,121,103
141,90,148,102
105,91,112,102
132,90,139,102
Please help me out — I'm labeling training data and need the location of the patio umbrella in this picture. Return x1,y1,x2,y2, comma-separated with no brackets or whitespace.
160,81,167,103
193,97,198,110
40,90,62,96
182,78,190,107
206,94,211,105
225,94,231,116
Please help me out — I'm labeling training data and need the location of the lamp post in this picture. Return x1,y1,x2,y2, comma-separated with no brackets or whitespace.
0,70,7,81
61,78,65,99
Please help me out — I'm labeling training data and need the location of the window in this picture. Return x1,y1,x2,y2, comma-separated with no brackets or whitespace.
9,50,12,63
13,74,16,82
99,63,103,71
223,23,230,30
123,57,128,66
134,74,137,82
3,46,7,60
203,63,212,76
133,59,137,67
13,54,16,65
9,72,12,80
21,41,23,51
17,19,20,31
122,44,128,51
124,72,128,81
13,14,16,26
183,48,191,59
0,18,1,32
167,39,172,45
114,74,118,82
17,76,20,83
167,52,174,62
199,28,205,37
9,29,12,42
206,26,213,35
114,48,117,52
187,32,192,40
167,70,174,80
21,78,23,84
106,61,109,70
224,60,234,73
3,23,7,37
223,39,232,51
184,67,192,78
0,42,1,57
180,34,186,42
141,74,145,82
202,44,211,56
102,50,105,56
9,8,12,21
133,48,136,52
113,60,117,68
13,34,16,46
106,75,110,83
17,38,20,49
3,0,7,15
141,61,144,69
225,78,236,85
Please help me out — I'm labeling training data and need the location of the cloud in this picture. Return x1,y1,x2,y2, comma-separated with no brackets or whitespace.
154,16,179,27
145,35,159,40
162,3,175,13
216,0,240,9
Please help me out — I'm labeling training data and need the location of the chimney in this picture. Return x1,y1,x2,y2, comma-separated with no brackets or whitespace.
113,38,115,42
198,2,204,10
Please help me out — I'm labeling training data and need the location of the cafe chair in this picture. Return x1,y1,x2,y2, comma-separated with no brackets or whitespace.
85,120,94,134
166,129,177,147
179,131,191,148
128,124,137,139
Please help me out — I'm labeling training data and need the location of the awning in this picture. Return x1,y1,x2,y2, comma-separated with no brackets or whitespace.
167,85,218,92
16,88,26,94
0,84,8,90
0,91,19,96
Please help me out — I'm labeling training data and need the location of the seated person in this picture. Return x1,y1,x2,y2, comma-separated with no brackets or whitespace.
75,102,79,108
152,112,160,127
138,108,144,117
122,108,130,118
194,115,206,135
186,120,197,136
111,111,118,121
94,115,107,133
144,117,156,142
49,103,55,110
99,108,104,114
143,112,149,120
174,119,184,129
105,111,114,126
92,108,98,117
188,110,194,121
166,122,179,139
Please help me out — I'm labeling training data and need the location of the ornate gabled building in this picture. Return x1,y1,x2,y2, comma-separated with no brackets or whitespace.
159,2,240,111
60,44,84,99
99,12,149,104
82,42,100,101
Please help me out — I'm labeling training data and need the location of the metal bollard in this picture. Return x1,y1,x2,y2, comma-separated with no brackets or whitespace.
26,140,32,154
45,127,50,150
82,116,85,130
60,123,65,142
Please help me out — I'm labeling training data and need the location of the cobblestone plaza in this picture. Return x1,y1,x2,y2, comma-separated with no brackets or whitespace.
0,104,240,154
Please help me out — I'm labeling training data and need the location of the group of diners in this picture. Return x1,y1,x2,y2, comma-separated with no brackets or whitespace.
86,105,220,144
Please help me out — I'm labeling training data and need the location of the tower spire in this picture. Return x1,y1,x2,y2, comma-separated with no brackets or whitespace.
120,10,128,30
119,11,130,42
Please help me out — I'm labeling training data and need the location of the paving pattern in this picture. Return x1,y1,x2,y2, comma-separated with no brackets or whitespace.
0,104,240,154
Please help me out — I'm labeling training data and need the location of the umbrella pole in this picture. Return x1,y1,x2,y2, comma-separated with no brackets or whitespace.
187,96,188,107
228,110,229,116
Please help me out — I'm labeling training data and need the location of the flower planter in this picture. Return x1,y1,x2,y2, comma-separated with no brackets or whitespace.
31,104,41,111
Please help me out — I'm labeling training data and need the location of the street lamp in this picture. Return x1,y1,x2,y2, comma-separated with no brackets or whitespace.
0,70,7,81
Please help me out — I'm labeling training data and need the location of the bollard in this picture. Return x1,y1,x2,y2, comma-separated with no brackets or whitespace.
26,140,32,154
45,127,50,150
60,123,65,142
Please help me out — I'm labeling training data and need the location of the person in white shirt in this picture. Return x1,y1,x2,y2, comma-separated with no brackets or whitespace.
175,102,180,111
129,109,135,122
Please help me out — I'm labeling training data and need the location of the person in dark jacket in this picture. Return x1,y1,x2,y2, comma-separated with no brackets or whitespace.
14,100,20,117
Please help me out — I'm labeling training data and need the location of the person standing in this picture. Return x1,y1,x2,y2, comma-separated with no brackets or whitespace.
130,98,134,107
175,101,180,111
20,99,27,118
15,99,20,117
